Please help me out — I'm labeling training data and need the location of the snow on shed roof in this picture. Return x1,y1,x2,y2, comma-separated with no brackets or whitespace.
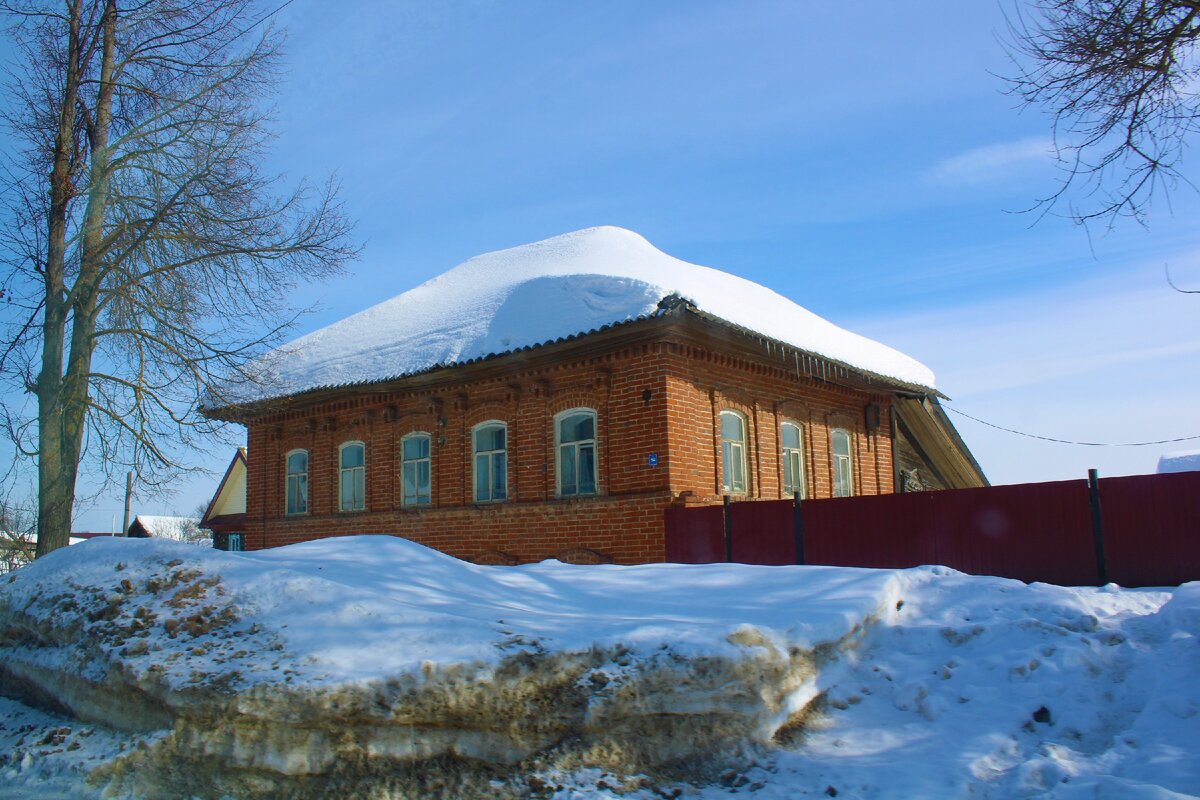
217,227,935,405
1158,449,1200,474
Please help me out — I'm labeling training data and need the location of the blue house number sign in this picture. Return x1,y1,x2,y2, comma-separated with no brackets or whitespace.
647,453,659,466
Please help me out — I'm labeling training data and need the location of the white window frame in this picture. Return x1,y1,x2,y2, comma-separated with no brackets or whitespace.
472,421,508,503
285,449,309,515
338,441,366,512
401,432,432,507
781,421,805,498
720,410,749,494
555,408,598,497
831,428,855,498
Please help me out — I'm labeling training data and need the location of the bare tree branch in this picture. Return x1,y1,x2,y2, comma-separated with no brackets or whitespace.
1004,0,1200,227
0,0,359,556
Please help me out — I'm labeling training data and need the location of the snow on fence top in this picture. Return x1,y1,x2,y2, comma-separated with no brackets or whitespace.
213,226,935,406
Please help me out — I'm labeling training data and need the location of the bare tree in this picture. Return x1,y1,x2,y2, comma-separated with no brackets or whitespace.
1005,0,1200,226
0,0,357,557
0,493,36,574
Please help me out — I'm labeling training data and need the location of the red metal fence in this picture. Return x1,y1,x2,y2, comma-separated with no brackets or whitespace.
663,471,1200,587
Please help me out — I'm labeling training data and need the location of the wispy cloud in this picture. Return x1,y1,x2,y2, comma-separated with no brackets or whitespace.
926,137,1054,186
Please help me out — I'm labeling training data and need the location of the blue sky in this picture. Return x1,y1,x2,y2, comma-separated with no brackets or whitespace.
6,1,1200,529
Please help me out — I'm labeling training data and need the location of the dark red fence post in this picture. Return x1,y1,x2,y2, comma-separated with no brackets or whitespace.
1087,468,1109,585
793,491,805,565
723,495,732,563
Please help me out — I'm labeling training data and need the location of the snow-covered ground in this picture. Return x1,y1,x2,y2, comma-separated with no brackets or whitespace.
1,536,1197,799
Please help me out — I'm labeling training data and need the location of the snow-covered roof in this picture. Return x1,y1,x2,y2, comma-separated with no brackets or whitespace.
215,226,935,406
1158,449,1200,474
131,515,199,539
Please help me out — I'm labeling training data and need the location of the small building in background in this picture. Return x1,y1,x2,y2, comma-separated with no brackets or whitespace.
1157,449,1200,474
126,515,206,544
200,448,247,551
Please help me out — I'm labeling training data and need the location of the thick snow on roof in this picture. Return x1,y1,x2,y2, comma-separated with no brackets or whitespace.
131,515,199,540
224,227,935,404
1158,449,1200,474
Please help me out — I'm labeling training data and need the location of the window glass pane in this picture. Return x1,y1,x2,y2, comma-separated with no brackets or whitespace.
782,423,800,450
560,412,594,443
403,435,429,460
721,412,744,441
476,424,506,452
475,454,489,500
722,441,734,489
492,452,507,499
341,443,364,469
353,469,365,509
288,451,307,473
832,430,851,457
579,445,596,494
417,462,430,503
403,463,416,501
287,474,308,514
782,453,801,496
731,444,745,489
340,470,353,510
833,459,849,497
560,444,577,495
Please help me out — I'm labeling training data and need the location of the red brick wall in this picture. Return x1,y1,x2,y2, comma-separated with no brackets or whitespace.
661,344,893,505
242,334,895,563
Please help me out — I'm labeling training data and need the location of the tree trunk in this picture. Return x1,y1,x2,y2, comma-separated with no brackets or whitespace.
35,0,85,558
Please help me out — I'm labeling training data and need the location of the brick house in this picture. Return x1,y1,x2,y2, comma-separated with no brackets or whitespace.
202,227,985,564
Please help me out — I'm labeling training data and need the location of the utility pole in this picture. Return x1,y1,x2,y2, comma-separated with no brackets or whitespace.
122,471,133,536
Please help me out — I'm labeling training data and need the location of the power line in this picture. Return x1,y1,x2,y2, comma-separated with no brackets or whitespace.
942,403,1200,447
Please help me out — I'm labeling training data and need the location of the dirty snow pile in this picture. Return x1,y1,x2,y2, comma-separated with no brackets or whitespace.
1,536,1198,800
213,226,935,405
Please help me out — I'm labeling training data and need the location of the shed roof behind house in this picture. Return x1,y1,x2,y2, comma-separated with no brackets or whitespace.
1158,449,1200,474
210,226,935,406
129,515,200,540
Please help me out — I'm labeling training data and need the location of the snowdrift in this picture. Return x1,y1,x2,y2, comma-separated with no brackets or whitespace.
1,536,1198,799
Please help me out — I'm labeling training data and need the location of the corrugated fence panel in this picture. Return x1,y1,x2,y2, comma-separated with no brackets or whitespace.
926,480,1097,586
1101,471,1200,587
804,493,939,569
730,500,796,565
664,504,726,564
664,472,1200,586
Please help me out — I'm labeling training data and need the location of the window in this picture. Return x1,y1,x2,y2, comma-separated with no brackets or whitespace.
781,422,805,498
557,409,597,496
227,533,244,552
831,428,854,498
720,410,748,493
285,450,308,514
339,441,366,511
473,422,507,502
401,433,432,506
